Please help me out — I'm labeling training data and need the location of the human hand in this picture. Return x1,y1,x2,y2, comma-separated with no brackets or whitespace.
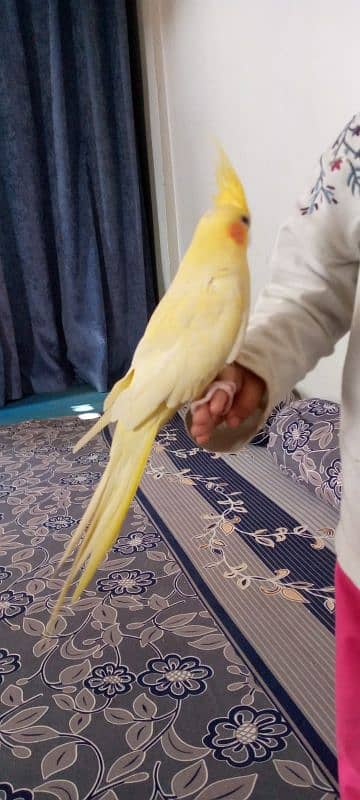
190,364,266,445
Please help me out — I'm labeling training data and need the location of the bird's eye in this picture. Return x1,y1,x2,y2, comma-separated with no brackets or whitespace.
241,215,250,226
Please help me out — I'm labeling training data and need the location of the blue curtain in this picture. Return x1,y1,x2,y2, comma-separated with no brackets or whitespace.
0,0,156,407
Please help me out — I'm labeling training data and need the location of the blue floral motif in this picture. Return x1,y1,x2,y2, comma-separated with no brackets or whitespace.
74,451,108,467
44,514,76,530
0,484,16,499
97,569,155,596
138,654,213,699
251,394,296,448
0,648,21,684
0,591,33,622
0,567,11,584
56,445,72,454
113,531,161,555
35,445,52,456
85,663,135,698
325,458,342,500
307,400,339,417
204,705,290,767
266,398,341,509
59,472,101,487
74,451,99,464
0,785,33,800
283,420,312,453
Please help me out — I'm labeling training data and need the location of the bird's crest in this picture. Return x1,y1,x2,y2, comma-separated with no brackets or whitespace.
214,143,250,219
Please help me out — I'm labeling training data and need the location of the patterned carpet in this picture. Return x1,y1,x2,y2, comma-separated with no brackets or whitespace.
0,414,338,799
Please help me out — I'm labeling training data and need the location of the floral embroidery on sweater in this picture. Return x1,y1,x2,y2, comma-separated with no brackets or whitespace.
301,114,360,214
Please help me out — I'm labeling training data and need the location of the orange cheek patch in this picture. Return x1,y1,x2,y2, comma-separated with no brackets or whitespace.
228,221,246,245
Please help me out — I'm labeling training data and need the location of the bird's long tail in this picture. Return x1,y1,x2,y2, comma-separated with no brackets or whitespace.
47,404,168,633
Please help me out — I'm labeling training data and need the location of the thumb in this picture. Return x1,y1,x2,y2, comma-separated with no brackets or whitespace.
226,367,266,428
208,364,244,418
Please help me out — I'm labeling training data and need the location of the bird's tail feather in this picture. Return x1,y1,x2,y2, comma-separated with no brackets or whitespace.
47,405,168,633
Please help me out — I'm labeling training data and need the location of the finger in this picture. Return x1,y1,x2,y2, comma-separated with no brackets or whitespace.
191,413,221,439
191,421,214,444
191,422,211,438
194,432,211,445
209,389,229,417
228,371,265,423
191,405,212,426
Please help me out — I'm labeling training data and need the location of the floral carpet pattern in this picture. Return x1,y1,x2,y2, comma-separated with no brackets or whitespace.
0,416,338,798
266,398,341,510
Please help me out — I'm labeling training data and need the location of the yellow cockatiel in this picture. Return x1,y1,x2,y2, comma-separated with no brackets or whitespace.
48,149,250,630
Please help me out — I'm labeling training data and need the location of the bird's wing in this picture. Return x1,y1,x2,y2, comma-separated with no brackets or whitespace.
110,271,246,429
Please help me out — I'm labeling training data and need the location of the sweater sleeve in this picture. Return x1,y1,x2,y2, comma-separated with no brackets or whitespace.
186,113,360,453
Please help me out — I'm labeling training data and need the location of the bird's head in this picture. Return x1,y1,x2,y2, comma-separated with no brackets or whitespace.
179,146,251,274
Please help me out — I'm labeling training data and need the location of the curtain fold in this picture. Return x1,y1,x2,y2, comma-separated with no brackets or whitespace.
0,0,156,405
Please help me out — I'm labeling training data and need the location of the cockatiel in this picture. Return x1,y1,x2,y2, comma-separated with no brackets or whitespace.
48,148,250,631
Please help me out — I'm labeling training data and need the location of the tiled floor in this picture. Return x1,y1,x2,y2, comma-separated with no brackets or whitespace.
0,386,106,426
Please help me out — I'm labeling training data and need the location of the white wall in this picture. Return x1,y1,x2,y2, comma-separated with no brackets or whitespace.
139,0,359,401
